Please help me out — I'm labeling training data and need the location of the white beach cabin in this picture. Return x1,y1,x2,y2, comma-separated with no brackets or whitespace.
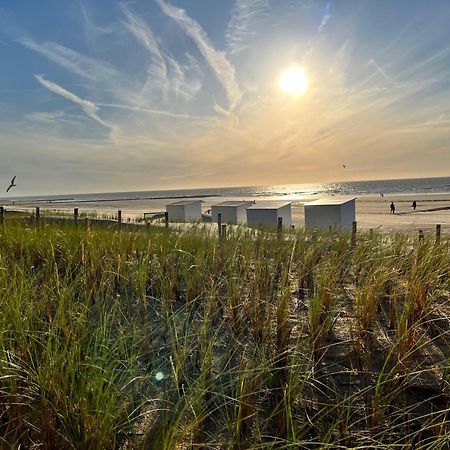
246,201,292,228
304,197,356,230
166,200,203,222
211,201,254,224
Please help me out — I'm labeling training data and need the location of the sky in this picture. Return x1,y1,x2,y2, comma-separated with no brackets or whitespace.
1,0,450,195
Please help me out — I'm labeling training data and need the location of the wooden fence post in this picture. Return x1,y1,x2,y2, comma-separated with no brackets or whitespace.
351,221,357,248
419,229,424,241
164,212,169,229
85,217,90,232
118,210,122,231
74,208,79,226
369,228,374,239
277,217,283,238
0,206,4,228
221,223,227,238
35,207,40,228
436,224,441,244
218,213,222,237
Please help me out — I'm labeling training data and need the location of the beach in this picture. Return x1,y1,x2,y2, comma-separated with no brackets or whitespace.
6,191,450,232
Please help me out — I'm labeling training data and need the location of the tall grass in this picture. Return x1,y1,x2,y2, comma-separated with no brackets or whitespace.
0,221,449,448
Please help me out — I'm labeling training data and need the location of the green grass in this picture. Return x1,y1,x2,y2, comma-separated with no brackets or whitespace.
0,220,449,448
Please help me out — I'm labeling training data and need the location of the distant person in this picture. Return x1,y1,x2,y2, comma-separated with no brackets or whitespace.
390,202,395,214
412,200,417,210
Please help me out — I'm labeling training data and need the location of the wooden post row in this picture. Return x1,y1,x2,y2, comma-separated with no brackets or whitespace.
35,207,40,228
218,213,222,237
351,221,357,247
277,217,283,236
164,212,169,229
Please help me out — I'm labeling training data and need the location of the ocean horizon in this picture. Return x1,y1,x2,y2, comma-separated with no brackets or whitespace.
2,175,450,205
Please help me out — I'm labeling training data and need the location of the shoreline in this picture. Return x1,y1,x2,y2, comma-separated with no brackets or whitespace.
2,192,450,231
0,193,221,206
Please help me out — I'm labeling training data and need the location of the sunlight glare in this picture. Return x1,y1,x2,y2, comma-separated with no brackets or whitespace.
279,67,309,95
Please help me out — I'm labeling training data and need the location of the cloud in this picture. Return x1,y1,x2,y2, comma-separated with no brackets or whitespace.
318,14,331,33
121,4,201,103
18,37,136,105
97,102,208,120
34,74,114,129
80,3,119,39
165,53,202,100
25,111,67,123
226,0,269,54
367,59,391,82
120,4,164,59
318,1,331,33
21,38,116,81
156,0,242,112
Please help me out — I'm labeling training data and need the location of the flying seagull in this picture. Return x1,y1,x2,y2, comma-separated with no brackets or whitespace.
342,164,346,168
379,192,384,197
6,176,16,193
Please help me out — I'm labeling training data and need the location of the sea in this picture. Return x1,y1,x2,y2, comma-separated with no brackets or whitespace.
3,176,450,205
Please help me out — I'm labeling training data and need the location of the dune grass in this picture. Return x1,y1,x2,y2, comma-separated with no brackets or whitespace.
0,220,449,449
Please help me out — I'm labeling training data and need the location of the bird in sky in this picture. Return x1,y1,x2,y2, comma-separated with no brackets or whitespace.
379,192,384,197
342,164,346,168
6,176,16,193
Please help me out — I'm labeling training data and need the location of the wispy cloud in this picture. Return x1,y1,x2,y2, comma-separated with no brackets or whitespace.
120,4,163,59
156,0,242,112
362,58,413,91
165,53,202,100
226,0,269,54
80,3,119,39
21,39,116,81
367,59,391,82
97,102,208,120
318,14,331,33
25,111,67,123
18,36,136,105
121,4,200,104
318,2,331,33
34,74,114,129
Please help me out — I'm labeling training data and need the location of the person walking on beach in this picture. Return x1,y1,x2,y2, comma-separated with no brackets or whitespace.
412,200,417,210
390,202,395,214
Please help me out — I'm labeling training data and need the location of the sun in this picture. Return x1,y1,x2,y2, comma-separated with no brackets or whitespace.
279,67,309,95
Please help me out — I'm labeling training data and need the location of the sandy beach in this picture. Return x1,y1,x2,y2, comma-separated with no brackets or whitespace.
7,192,450,232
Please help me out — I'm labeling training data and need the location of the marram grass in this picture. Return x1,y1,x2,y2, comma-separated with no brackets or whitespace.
0,220,449,449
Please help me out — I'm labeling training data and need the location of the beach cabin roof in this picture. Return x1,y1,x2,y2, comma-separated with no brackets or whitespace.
167,199,204,206
304,197,356,206
212,200,252,207
246,201,292,210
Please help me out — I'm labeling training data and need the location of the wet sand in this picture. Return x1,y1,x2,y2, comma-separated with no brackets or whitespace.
7,192,450,232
